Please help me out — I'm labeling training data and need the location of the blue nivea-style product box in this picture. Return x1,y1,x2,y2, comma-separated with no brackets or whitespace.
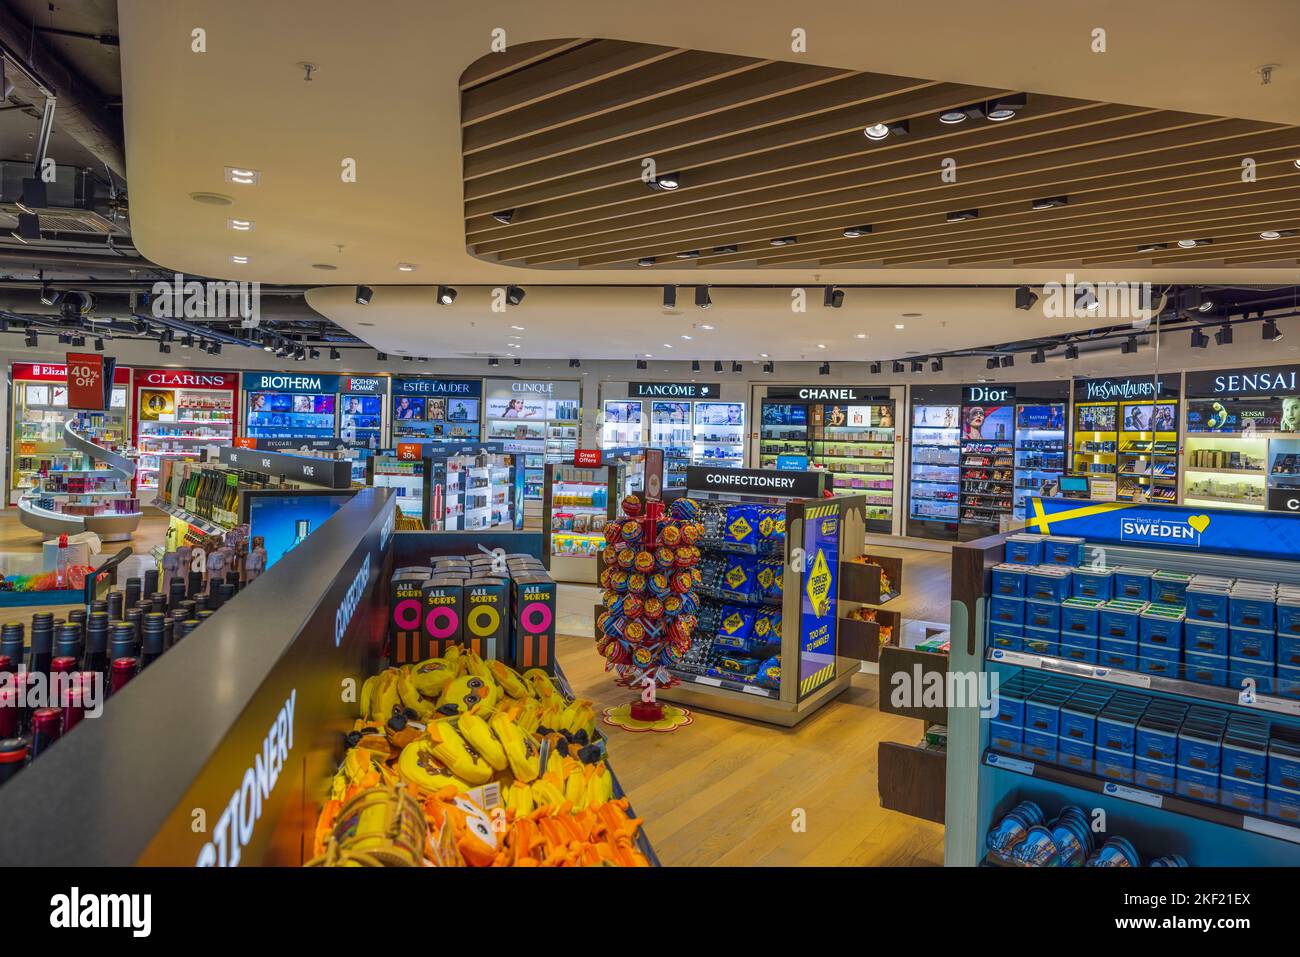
989,721,1024,754
1059,635,1100,665
1140,607,1184,648
1220,778,1266,816
1151,570,1192,606
1099,600,1145,642
1268,738,1300,791
1097,638,1138,672
1057,736,1094,771
1185,620,1228,656
988,623,1024,652
1043,535,1085,567
1022,627,1060,658
1183,650,1228,686
1113,566,1153,601
1136,716,1180,763
990,595,1025,625
1134,757,1175,793
1277,664,1300,700
1177,724,1223,772
1137,655,1177,678
1229,656,1275,694
1278,634,1300,669
1004,534,1044,565
1024,599,1061,631
1095,746,1135,782
1022,729,1057,763
1267,782,1300,823
991,563,1028,597
1230,627,1275,663
1072,567,1113,601
1060,597,1103,637
1222,731,1268,784
1060,695,1108,744
1277,596,1300,636
1185,582,1230,622
1230,585,1276,631
1025,691,1069,735
1097,706,1145,753
1175,765,1219,804
1025,566,1071,603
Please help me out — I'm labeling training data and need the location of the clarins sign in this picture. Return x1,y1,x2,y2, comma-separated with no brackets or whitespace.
139,370,237,389
1186,366,1300,398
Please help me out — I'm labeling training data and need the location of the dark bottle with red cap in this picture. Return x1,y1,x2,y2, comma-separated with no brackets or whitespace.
0,685,18,740
29,708,60,757
0,737,27,786
85,612,109,675
110,657,137,695
53,622,83,664
62,684,85,735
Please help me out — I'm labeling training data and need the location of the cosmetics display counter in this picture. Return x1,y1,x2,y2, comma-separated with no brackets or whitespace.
906,387,962,540
1070,376,1180,505
131,370,238,504
946,498,1300,866
17,420,142,542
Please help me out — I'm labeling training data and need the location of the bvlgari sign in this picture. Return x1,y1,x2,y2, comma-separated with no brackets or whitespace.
629,382,719,399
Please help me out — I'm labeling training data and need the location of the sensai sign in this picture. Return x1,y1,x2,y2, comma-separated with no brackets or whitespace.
241,372,340,394
1187,366,1300,398
1074,375,1178,401
685,466,825,498
963,385,1015,404
629,382,719,399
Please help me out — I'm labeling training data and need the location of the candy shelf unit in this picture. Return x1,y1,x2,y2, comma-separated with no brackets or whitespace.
542,461,624,584
650,467,867,726
945,497,1300,867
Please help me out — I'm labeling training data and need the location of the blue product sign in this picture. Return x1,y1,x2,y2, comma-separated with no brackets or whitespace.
241,372,341,394
1026,497,1300,561
392,377,483,397
777,454,810,470
799,503,840,697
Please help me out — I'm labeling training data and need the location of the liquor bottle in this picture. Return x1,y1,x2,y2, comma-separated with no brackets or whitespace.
0,624,23,667
28,613,53,677
167,577,186,610
110,657,137,695
29,708,60,757
53,623,83,664
125,607,143,653
85,613,109,676
0,738,28,786
143,567,160,598
124,577,142,611
62,684,85,734
141,613,165,669
107,588,123,622
108,624,136,672
0,686,17,739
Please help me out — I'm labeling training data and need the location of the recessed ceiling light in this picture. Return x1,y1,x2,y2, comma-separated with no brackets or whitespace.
397,262,416,271
224,166,260,185
895,323,905,329
700,324,714,330
676,250,700,259
507,334,521,339
856,333,867,339
842,225,872,238
230,255,248,264
1137,242,1169,253
769,236,798,246
760,353,769,358
649,171,680,191
227,218,254,231
437,285,457,304
1030,196,1069,210
1294,159,1300,169
492,209,515,224
358,321,375,327
510,325,525,330
863,123,891,140
946,209,979,222
1177,239,1198,248
638,257,656,266
938,109,968,125
190,191,233,206
902,312,923,318
663,343,673,348
712,244,738,254
817,343,826,349
681,335,692,340
1261,230,1282,240
985,94,1026,121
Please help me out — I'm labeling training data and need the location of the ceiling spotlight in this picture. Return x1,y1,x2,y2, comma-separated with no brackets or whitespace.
695,286,712,309
513,357,522,365
638,257,656,266
1177,238,1212,248
636,359,648,370
227,218,254,231
1121,336,1138,355
713,361,724,373
1075,286,1100,311
1031,348,1046,364
376,352,387,361
1190,328,1209,349
40,284,63,306
986,357,999,369
355,285,373,305
25,330,38,347
1137,242,1170,253
330,347,341,360
649,172,681,191
224,166,260,185
731,361,742,373
757,361,771,375
663,285,677,308
769,236,798,246
505,285,526,306
869,362,882,374
211,343,222,356
488,357,500,367
712,244,738,254
864,119,909,140
823,286,844,308
842,225,873,238
309,348,320,360
691,360,701,372
569,359,581,368
1294,159,1300,170
818,362,830,376
1261,231,1282,241
892,361,905,374
492,209,515,224
159,341,171,354
437,285,457,305
938,108,968,125
676,250,701,259
1064,344,1079,360
1000,355,1014,368
1264,319,1283,341
396,263,417,272
985,93,1026,121
93,337,104,352
1030,196,1069,210
946,209,979,222
1015,286,1039,310
910,359,924,373
931,358,943,372
1215,325,1233,346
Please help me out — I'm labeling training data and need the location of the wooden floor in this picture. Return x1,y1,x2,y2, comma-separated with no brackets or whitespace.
555,542,954,866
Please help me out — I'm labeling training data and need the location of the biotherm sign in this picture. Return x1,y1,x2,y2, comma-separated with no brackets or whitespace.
241,372,341,394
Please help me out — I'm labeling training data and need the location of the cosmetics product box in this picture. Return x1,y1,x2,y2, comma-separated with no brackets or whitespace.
1026,691,1069,735
1021,729,1057,763
1134,757,1175,793
1004,534,1044,565
1097,708,1143,753
1060,695,1107,744
1175,765,1219,803
1137,655,1177,679
1183,650,1228,686
1185,620,1228,656
1151,570,1192,606
1059,636,1099,665
1025,599,1061,631
1113,566,1153,602
1230,586,1276,631
1222,731,1268,784
1277,664,1300,700
991,563,1028,597
1136,717,1180,763
1095,746,1135,782
1026,566,1071,603
1060,597,1103,637
1072,568,1113,601
1267,738,1300,791
990,595,1025,626
1097,637,1138,672
1277,595,1300,636
1220,778,1266,816
1043,535,1086,567
1230,627,1276,663
1057,736,1094,771
1099,600,1145,642
1229,656,1275,695
1022,627,1059,658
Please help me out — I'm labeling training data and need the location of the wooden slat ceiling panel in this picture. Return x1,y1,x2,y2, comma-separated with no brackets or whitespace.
461,40,1300,268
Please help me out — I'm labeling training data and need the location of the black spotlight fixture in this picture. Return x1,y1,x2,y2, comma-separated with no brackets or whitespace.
309,348,320,360
1000,355,1014,368
712,244,738,254
946,209,979,222
1030,348,1046,364
1075,285,1100,312
376,352,388,361
818,362,831,375
1030,196,1069,210
869,361,882,374
211,343,222,356
713,360,724,373
731,361,743,374
330,347,341,360
931,358,943,372
355,285,373,305
691,360,701,372
1215,325,1233,346
636,359,648,370
675,250,701,259
569,359,581,368
158,341,171,355
823,286,844,308
987,357,999,369
985,93,1027,121
93,337,105,352
1190,328,1209,349
910,359,924,373
663,285,677,308
25,329,38,347
513,357,522,365
638,257,656,267
695,286,712,309
1263,319,1283,342
1121,336,1138,355
892,361,905,374
436,285,457,305
842,225,872,238
763,362,774,374
505,285,526,306
488,357,499,367
39,282,56,306
768,236,798,246
648,171,681,191
1015,286,1039,310
71,335,86,348
1064,344,1079,360
492,209,515,224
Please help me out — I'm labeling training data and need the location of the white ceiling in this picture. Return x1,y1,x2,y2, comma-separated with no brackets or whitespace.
116,0,1300,358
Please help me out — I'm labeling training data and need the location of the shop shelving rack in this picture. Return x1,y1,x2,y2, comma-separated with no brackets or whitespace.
758,400,810,468
17,420,142,542
946,498,1300,866
1183,432,1269,511
542,461,623,584
959,435,1014,536
648,400,693,489
1070,399,1118,485
810,400,895,530
689,400,746,470
1011,403,1066,519
907,402,961,537
366,452,428,525
1116,398,1179,504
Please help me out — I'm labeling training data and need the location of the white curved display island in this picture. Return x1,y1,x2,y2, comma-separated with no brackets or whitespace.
17,421,142,542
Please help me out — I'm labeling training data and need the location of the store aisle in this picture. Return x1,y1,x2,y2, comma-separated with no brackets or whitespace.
555,542,953,866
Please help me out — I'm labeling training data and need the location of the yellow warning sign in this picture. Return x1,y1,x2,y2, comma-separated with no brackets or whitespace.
805,548,832,618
